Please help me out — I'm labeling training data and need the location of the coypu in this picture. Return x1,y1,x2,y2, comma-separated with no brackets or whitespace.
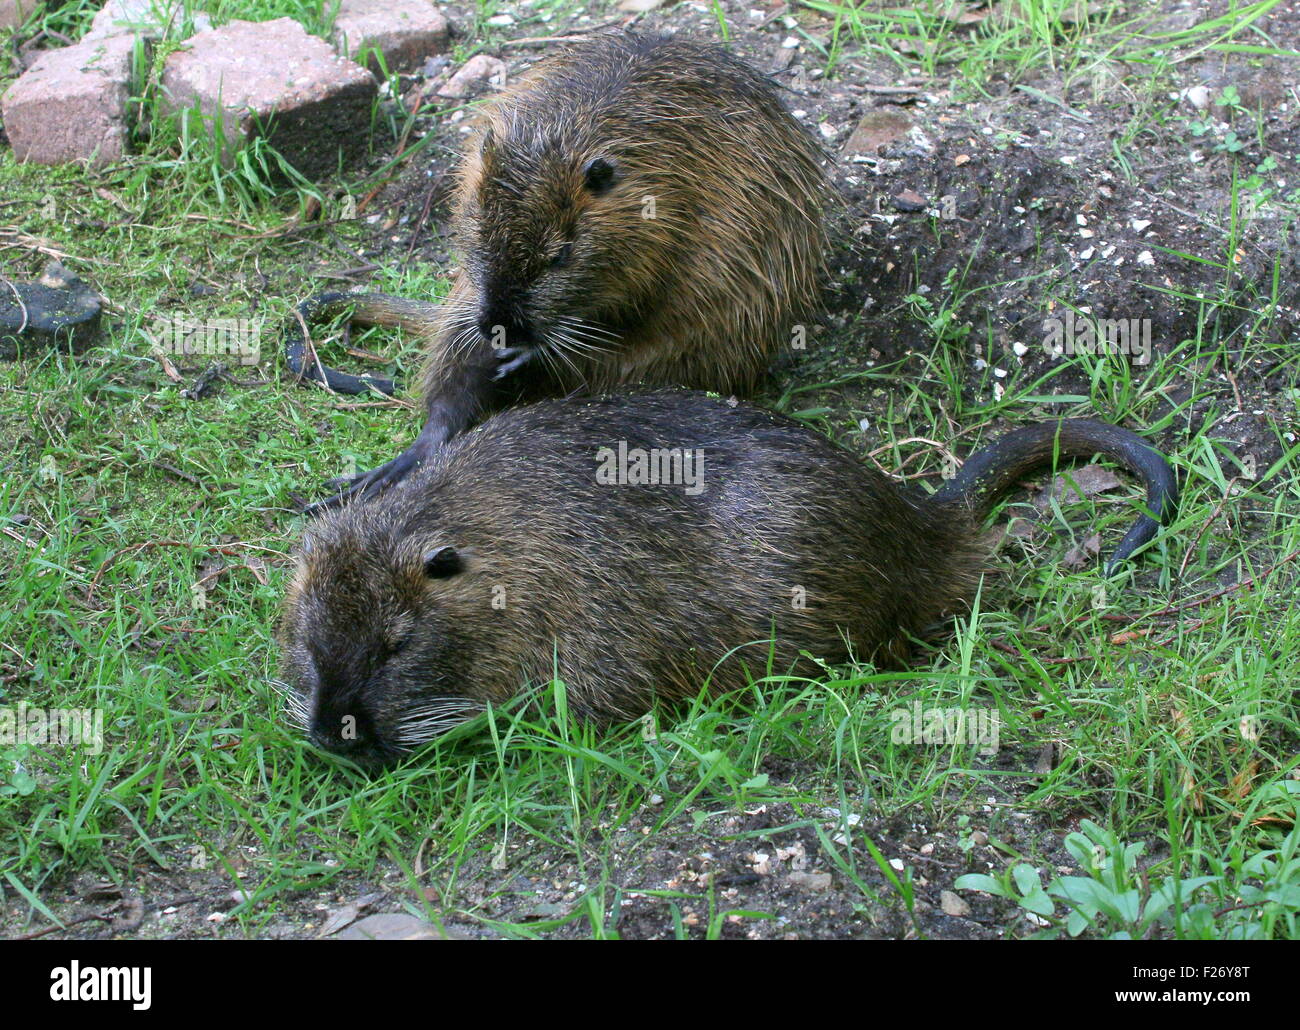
287,31,828,509
276,392,1177,768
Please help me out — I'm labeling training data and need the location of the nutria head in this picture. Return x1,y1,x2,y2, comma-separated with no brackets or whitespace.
276,507,487,768
456,133,634,356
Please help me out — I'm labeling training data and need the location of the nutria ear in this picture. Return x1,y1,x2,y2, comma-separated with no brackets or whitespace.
583,157,617,194
422,546,463,578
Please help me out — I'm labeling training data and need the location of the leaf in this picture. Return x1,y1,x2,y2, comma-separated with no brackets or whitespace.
1062,533,1102,569
1033,464,1122,508
954,873,1005,897
1113,888,1143,924
1020,888,1056,917
1012,863,1043,896
1143,876,1220,928
1066,908,1094,936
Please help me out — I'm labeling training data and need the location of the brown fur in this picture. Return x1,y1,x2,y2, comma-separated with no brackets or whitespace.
326,32,828,447
277,391,1176,768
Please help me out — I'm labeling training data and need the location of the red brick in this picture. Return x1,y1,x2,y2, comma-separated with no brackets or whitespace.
331,0,450,74
84,0,212,42
160,18,377,179
1,34,136,166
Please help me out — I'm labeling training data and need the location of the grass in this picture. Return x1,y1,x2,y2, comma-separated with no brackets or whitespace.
1,0,1298,939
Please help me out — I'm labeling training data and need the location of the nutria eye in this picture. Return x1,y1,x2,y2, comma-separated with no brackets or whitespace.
583,157,617,194
550,243,572,268
423,546,463,578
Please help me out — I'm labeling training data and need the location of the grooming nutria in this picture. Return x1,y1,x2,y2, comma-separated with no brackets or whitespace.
286,31,828,508
276,392,1177,768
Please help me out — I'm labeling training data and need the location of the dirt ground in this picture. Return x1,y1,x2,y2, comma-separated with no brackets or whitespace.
4,0,1298,939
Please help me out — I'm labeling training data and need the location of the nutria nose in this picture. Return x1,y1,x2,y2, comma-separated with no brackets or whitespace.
478,315,532,347
310,696,378,756
311,724,365,753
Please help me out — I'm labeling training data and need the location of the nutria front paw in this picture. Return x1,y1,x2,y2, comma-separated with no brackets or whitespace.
491,346,534,380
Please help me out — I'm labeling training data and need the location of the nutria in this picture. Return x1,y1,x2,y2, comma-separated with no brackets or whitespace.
286,31,828,509
276,392,1177,768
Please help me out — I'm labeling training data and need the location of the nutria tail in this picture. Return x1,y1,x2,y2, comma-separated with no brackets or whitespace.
925,419,1178,573
284,291,440,396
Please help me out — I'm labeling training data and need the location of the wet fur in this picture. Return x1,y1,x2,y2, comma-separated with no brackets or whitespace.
279,392,986,766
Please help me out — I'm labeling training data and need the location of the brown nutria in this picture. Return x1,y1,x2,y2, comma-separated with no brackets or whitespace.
286,31,828,509
276,391,1177,768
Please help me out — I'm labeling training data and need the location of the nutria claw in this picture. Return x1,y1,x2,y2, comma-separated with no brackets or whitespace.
303,446,425,516
492,346,534,380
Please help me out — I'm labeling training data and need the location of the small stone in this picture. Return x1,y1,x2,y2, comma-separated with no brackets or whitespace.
842,108,912,157
0,262,102,358
788,871,832,891
1137,250,1155,266
940,890,971,917
1182,85,1211,111
891,189,927,212
1131,218,1152,232
334,913,457,939
437,54,507,99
